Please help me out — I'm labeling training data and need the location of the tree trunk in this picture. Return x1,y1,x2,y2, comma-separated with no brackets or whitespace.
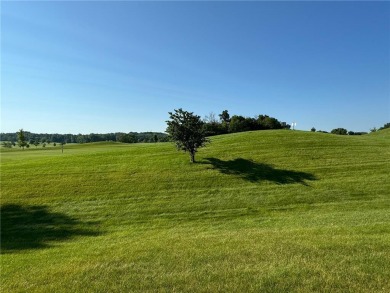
190,151,195,163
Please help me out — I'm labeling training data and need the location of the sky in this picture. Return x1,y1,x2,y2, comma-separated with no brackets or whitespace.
1,1,389,134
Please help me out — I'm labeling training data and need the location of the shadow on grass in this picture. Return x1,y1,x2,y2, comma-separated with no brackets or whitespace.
1,204,100,254
203,158,317,185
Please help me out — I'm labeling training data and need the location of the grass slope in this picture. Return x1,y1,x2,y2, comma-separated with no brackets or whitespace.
1,130,389,292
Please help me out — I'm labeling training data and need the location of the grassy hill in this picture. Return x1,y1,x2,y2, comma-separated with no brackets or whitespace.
1,130,389,292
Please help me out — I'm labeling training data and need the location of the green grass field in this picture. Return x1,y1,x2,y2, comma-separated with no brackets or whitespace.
1,129,389,292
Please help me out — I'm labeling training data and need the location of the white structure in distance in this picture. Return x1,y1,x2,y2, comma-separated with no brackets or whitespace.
291,122,297,130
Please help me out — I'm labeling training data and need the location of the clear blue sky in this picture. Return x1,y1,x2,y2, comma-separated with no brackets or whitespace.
1,1,389,134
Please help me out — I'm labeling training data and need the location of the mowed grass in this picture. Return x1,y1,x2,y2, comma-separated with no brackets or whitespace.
1,130,389,292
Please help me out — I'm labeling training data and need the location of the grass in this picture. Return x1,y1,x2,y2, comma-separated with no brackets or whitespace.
1,129,389,292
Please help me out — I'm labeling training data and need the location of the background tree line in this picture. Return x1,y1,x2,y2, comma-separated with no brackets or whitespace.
0,131,169,147
318,122,390,135
202,110,290,136
318,128,368,135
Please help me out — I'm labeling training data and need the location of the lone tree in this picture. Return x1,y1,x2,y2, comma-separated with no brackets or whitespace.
166,108,209,163
17,129,27,149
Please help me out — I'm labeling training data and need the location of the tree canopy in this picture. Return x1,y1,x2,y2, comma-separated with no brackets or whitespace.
331,128,348,135
166,108,208,163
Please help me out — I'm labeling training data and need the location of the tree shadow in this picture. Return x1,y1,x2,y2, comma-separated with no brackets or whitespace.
1,204,100,254
203,158,317,185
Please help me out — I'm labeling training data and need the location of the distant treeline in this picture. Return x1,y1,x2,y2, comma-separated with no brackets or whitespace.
317,128,368,135
320,122,390,135
4,113,385,146
202,110,290,136
0,132,169,144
